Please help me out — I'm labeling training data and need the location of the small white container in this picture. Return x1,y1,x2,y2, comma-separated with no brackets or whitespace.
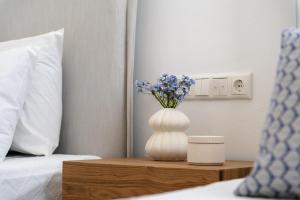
187,136,225,165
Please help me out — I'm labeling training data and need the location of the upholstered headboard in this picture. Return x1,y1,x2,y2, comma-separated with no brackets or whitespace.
0,0,134,158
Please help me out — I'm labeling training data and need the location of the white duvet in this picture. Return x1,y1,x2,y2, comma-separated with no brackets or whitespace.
130,179,271,200
0,154,99,200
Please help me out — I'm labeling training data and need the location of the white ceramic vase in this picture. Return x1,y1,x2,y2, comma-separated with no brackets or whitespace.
145,108,190,161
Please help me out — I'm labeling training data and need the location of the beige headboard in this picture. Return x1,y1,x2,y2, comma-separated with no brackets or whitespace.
0,0,131,158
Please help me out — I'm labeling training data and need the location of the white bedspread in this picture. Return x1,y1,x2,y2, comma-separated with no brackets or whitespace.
130,179,270,200
0,154,99,200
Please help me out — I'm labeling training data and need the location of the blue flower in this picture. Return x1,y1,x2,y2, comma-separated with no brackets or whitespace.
135,74,195,108
135,80,151,92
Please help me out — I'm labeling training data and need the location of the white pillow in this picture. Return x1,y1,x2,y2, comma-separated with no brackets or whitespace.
0,30,64,155
0,47,34,161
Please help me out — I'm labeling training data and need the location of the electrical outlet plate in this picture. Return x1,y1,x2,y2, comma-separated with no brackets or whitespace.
231,75,251,96
186,73,252,100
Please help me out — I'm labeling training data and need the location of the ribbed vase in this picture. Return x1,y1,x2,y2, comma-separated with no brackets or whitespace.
145,108,190,161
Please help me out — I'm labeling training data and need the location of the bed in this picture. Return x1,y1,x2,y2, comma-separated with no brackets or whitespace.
129,179,268,200
0,154,99,200
0,0,136,159
0,1,137,199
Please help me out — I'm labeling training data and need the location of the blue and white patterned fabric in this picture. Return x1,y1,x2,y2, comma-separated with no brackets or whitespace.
235,28,300,198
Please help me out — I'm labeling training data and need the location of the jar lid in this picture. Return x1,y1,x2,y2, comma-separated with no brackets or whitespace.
188,136,225,144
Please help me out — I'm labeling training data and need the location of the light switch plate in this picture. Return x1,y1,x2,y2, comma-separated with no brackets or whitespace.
199,79,209,96
210,78,228,96
186,73,252,100
210,79,220,96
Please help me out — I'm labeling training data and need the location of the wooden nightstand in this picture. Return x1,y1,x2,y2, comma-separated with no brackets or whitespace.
62,158,253,200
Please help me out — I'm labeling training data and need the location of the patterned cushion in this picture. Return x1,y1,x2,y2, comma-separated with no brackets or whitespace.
235,28,300,198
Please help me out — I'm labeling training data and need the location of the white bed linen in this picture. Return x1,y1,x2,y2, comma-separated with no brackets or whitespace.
130,179,273,200
0,154,99,200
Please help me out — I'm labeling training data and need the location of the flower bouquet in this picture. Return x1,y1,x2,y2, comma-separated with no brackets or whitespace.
135,74,195,108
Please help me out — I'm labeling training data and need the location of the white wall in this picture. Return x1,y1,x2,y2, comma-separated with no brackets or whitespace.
133,0,297,160
298,0,300,26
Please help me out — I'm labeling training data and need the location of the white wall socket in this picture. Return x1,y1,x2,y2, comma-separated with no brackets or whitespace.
231,75,251,96
187,73,252,100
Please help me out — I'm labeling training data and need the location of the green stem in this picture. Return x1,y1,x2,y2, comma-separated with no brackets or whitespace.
151,92,179,109
169,98,172,108
152,92,167,108
173,100,178,108
167,95,170,108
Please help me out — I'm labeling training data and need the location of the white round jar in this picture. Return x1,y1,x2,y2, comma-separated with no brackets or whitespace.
187,136,225,165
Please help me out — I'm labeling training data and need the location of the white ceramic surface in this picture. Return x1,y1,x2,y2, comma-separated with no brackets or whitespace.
145,108,190,161
187,136,225,165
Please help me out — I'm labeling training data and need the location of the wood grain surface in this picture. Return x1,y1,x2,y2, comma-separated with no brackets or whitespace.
63,158,253,200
